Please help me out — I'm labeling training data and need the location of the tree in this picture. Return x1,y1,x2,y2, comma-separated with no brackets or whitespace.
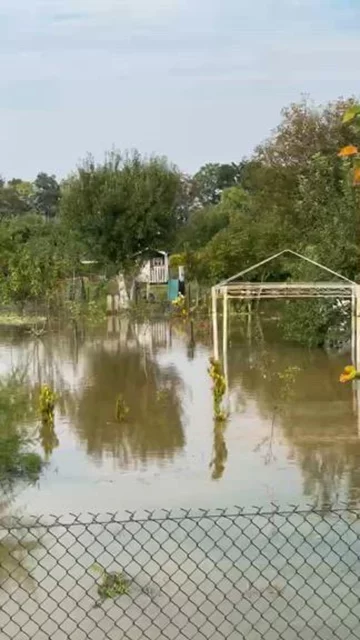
7,179,34,203
191,162,244,207
176,204,230,252
338,103,360,186
68,346,184,466
61,151,183,270
33,172,61,219
0,215,77,310
0,181,33,219
293,153,360,279
256,96,360,169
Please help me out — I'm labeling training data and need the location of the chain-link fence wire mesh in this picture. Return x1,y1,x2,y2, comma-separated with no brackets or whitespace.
1,505,360,640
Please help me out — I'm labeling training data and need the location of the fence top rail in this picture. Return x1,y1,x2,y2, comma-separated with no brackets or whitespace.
1,502,360,531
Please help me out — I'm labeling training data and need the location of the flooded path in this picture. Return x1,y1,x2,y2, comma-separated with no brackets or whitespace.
0,317,358,516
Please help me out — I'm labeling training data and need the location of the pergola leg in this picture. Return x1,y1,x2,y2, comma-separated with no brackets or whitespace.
223,289,229,410
212,286,219,360
355,286,360,437
356,286,360,372
352,290,356,366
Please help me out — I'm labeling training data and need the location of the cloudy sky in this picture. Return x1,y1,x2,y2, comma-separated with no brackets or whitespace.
0,0,359,179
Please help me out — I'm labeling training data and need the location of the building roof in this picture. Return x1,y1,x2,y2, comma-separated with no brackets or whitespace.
132,248,167,258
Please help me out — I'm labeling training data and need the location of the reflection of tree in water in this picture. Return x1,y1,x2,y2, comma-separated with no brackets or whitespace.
253,414,277,466
228,336,360,506
210,420,228,480
0,366,44,596
0,370,43,496
69,347,185,468
38,421,59,461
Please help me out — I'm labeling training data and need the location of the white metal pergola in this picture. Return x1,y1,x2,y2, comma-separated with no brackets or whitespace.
211,248,359,365
211,249,360,432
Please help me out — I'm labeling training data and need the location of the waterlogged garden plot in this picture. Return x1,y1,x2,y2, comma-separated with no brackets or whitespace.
1,506,360,640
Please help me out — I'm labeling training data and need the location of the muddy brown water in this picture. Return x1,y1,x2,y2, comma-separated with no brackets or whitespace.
2,318,360,640
0,316,358,516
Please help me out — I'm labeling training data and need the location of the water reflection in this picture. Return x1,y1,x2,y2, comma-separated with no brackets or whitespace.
38,420,59,460
1,318,360,513
69,345,185,468
210,420,228,480
228,330,360,506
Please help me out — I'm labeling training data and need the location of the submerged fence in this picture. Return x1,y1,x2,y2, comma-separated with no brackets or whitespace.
1,505,360,640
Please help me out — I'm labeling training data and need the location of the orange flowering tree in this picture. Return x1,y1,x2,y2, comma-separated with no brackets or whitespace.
339,105,360,185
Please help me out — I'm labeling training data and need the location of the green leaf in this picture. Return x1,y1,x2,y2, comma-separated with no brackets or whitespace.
90,563,103,575
342,105,360,124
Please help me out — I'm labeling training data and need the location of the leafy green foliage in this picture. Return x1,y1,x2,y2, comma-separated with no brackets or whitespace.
0,181,33,219
208,358,227,422
179,98,360,345
0,215,80,309
192,162,244,206
0,436,42,484
39,385,56,426
342,105,360,125
0,371,43,488
0,96,358,347
33,172,61,219
256,97,360,168
91,565,130,602
61,151,182,270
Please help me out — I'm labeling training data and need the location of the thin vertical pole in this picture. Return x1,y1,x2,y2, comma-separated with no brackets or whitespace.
356,285,360,372
355,285,360,437
351,287,357,426
212,286,219,360
223,289,230,411
247,299,252,344
352,288,356,365
223,288,228,360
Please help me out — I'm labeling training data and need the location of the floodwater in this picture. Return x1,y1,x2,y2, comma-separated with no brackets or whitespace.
2,317,360,640
1,316,359,516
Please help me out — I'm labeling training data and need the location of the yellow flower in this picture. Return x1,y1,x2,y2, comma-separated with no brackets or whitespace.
338,145,358,158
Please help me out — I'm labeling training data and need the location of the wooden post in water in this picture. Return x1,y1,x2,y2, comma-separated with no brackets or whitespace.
212,286,219,360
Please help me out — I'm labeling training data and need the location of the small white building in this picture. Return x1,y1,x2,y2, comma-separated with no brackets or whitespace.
135,249,169,285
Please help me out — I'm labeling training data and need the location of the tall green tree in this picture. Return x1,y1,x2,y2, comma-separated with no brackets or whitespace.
61,151,182,270
0,181,33,219
256,97,359,169
33,172,61,219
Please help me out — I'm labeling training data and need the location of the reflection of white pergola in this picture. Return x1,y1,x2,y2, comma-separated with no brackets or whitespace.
211,249,359,367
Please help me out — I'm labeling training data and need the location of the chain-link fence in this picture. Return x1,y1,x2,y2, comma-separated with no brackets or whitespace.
1,505,360,640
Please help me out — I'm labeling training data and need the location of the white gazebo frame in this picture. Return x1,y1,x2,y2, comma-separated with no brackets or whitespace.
211,249,359,369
